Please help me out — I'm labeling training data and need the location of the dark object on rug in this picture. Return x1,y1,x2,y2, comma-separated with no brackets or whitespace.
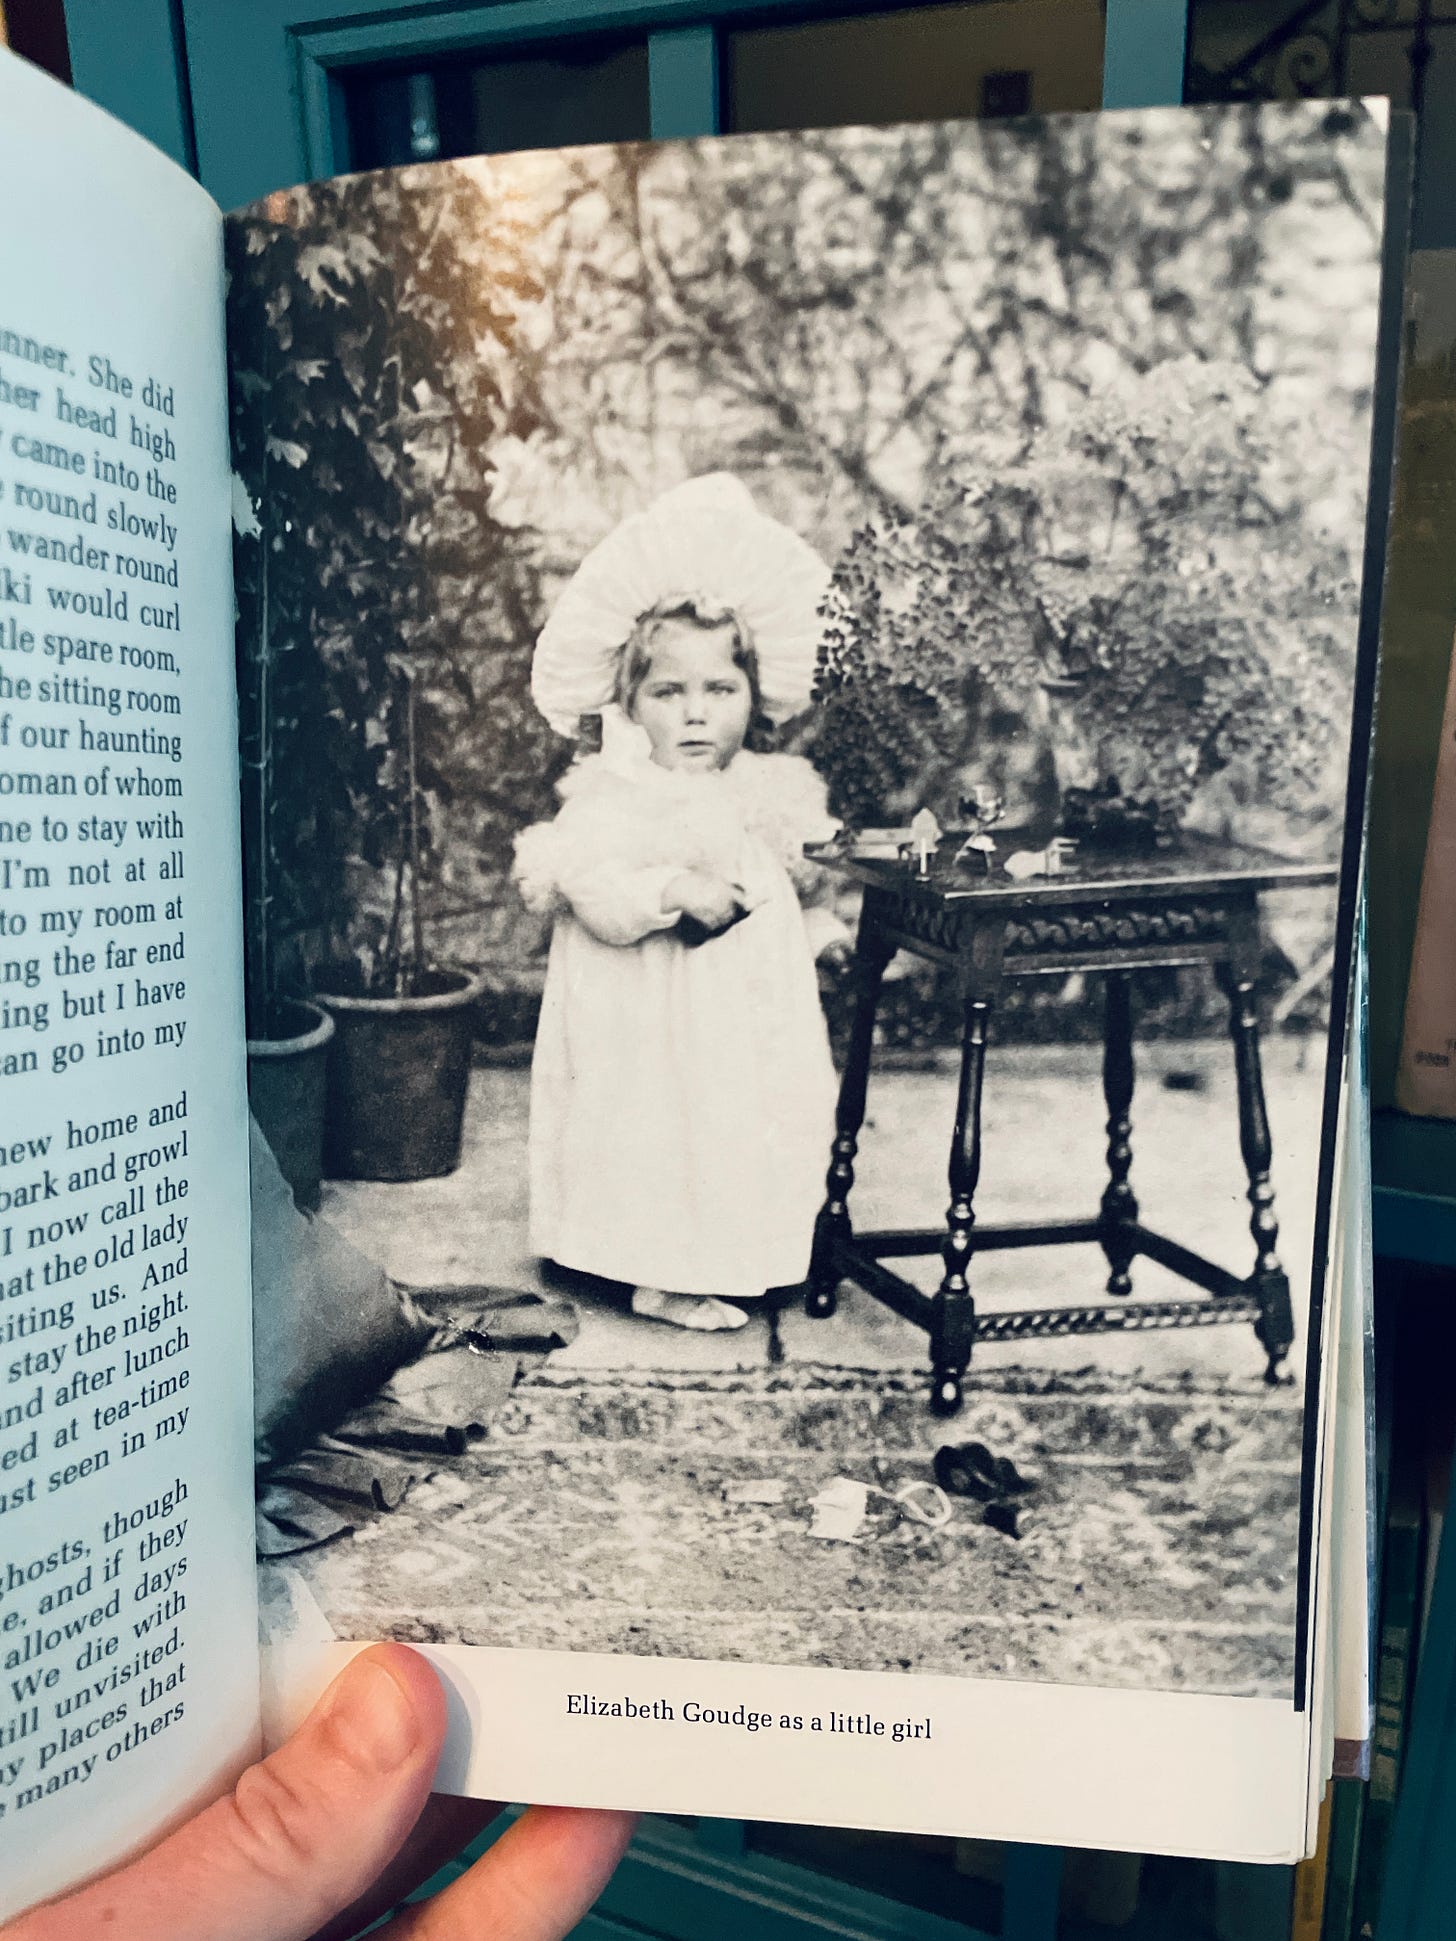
983,1500,1026,1541
934,1441,1034,1503
936,1440,1036,1542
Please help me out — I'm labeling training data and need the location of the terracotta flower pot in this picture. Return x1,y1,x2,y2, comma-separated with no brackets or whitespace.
315,967,486,1182
246,998,336,1211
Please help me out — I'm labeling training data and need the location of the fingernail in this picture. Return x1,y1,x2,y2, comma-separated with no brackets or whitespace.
318,1654,422,1773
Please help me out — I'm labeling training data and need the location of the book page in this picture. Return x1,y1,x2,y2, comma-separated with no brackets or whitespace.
0,53,256,1919
232,103,1398,1861
1331,921,1374,1775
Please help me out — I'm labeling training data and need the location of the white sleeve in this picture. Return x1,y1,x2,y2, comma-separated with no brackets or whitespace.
557,859,686,947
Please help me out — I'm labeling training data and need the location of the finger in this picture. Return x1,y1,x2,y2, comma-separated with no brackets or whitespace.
312,1795,504,1941
390,1805,637,1941
9,1644,446,1941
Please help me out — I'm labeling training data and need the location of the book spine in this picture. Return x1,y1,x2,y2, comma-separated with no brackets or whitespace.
1348,1479,1425,1938
1319,1780,1364,1941
1396,629,1456,1117
1292,1785,1333,1941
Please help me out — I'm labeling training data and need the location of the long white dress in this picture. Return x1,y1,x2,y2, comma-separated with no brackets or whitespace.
514,741,839,1301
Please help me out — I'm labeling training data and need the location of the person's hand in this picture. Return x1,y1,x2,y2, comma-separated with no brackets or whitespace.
4,1645,635,1941
665,870,743,932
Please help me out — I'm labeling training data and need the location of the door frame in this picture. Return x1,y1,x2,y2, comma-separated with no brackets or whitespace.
63,0,1187,207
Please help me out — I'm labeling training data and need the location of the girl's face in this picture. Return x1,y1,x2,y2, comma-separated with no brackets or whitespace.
629,618,753,772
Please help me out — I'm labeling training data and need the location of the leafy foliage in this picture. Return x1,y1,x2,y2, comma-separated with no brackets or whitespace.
227,106,1383,1040
229,166,556,1021
810,357,1362,827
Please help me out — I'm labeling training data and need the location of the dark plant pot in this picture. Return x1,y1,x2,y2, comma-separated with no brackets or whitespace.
246,999,336,1212
315,967,486,1183
1038,672,1099,798
473,970,544,1068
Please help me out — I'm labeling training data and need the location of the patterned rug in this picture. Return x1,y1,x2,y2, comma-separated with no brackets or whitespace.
292,1364,1303,1697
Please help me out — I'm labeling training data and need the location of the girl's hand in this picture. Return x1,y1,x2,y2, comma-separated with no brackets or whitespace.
665,871,743,932
4,1646,634,1941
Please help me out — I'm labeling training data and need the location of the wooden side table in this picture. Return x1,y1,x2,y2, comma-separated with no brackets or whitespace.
805,835,1339,1414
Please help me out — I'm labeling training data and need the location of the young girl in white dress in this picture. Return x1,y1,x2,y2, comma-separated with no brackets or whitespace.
513,475,842,1331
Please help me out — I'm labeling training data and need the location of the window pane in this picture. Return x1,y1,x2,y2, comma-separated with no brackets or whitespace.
343,38,651,172
1185,0,1456,248
748,1821,1005,1929
725,0,1104,135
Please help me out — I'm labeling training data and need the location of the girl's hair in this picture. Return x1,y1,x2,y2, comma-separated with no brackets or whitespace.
616,595,774,748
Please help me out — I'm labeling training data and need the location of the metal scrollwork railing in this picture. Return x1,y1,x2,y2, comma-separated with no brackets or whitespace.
1185,0,1436,117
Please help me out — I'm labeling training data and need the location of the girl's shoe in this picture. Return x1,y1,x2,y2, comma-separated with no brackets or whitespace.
631,1287,750,1332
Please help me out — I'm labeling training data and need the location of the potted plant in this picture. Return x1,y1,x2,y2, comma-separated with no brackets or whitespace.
808,357,1359,844
226,169,558,1181
312,662,486,1182
244,1001,336,1211
231,308,334,1211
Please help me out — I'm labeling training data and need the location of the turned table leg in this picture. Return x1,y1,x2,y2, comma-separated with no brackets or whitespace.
807,911,893,1320
1099,971,1139,1297
1223,965,1296,1384
931,990,992,1415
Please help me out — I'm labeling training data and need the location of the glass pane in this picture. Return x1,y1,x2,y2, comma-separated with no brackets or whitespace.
745,1828,1246,1935
1186,0,1456,247
342,38,651,173
749,1821,1006,1929
725,0,1105,135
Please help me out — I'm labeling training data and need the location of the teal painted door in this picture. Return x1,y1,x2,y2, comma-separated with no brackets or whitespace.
63,0,1184,209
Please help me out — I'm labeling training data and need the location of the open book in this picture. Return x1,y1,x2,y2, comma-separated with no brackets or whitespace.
0,51,1400,1917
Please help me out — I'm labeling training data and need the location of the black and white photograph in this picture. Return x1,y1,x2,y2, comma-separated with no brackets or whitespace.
231,102,1388,1702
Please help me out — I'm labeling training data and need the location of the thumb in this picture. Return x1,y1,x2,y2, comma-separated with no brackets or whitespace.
9,1644,447,1941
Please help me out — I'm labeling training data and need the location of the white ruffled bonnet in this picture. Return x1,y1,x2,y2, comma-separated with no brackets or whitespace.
530,474,830,739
